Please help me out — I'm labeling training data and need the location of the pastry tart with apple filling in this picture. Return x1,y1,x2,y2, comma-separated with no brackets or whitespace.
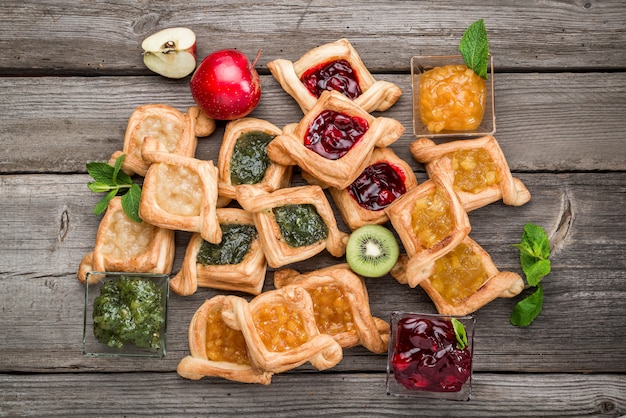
216,118,292,207
177,295,273,385
410,135,531,212
220,286,344,374
392,236,524,316
139,137,222,244
385,175,471,285
274,264,389,354
268,38,402,114
109,104,216,177
328,147,418,230
236,184,349,268
77,196,175,283
267,90,405,190
170,208,266,296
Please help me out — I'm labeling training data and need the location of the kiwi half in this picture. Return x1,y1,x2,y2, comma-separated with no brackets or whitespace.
346,224,399,278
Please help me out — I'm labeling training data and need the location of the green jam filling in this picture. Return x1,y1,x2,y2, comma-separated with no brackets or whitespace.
92,276,165,350
273,204,328,248
196,223,258,265
230,131,275,186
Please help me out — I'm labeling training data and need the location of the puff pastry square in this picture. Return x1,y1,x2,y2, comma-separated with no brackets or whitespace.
329,147,418,230
221,286,344,374
268,38,402,114
177,295,273,385
410,136,531,212
392,236,524,316
274,264,389,354
385,175,471,285
170,208,267,296
109,104,216,177
77,196,175,283
267,90,405,189
217,118,292,206
139,137,222,244
236,185,349,268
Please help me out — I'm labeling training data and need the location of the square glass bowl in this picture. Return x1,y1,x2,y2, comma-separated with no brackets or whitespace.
83,271,169,358
386,312,475,400
411,54,495,139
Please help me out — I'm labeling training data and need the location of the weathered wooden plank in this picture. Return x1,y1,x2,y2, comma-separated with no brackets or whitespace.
1,72,625,173
0,372,624,417
0,173,625,374
1,1,624,75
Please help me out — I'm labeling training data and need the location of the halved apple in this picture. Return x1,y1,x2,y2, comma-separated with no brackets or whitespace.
142,27,197,79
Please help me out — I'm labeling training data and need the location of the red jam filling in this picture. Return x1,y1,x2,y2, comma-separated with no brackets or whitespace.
348,162,406,211
305,110,368,160
300,59,362,100
391,317,472,393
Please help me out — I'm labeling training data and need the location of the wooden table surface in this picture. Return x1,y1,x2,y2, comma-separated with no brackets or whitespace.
1,1,625,416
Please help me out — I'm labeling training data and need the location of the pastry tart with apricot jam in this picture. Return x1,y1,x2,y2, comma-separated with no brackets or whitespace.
268,38,402,114
170,208,266,296
267,90,405,189
109,104,215,177
77,196,175,283
274,264,389,354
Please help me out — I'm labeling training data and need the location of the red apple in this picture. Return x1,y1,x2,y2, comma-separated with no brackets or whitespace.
190,49,262,120
142,27,197,79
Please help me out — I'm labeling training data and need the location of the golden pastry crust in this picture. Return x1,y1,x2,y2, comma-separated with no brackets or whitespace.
221,286,344,374
77,197,175,283
217,118,292,205
329,147,418,230
236,185,349,268
385,176,471,285
268,38,402,114
170,208,266,296
391,237,524,316
267,90,405,189
139,137,222,244
274,264,389,354
410,136,531,212
176,295,273,385
109,105,216,177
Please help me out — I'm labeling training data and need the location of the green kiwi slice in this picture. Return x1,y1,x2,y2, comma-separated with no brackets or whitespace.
346,224,399,278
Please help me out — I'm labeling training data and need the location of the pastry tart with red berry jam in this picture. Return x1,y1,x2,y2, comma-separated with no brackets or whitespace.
220,286,344,374
139,137,222,244
410,136,531,212
268,38,402,114
77,196,175,283
385,175,471,286
177,295,273,385
216,118,292,207
274,264,389,354
236,184,349,268
267,90,405,189
392,236,524,316
170,208,266,296
328,147,418,230
109,104,215,177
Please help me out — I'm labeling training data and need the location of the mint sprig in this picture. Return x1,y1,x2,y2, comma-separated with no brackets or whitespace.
458,19,489,79
87,154,142,223
510,223,552,327
451,318,468,349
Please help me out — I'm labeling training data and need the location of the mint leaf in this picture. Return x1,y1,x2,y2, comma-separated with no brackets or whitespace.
524,259,551,287
121,183,142,223
451,318,468,349
458,19,489,79
510,285,544,327
94,189,117,216
86,162,117,186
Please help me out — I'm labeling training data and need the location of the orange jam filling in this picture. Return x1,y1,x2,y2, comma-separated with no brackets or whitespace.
411,187,454,249
449,148,500,194
253,303,309,352
205,304,249,365
309,285,355,335
419,64,486,132
429,243,489,306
